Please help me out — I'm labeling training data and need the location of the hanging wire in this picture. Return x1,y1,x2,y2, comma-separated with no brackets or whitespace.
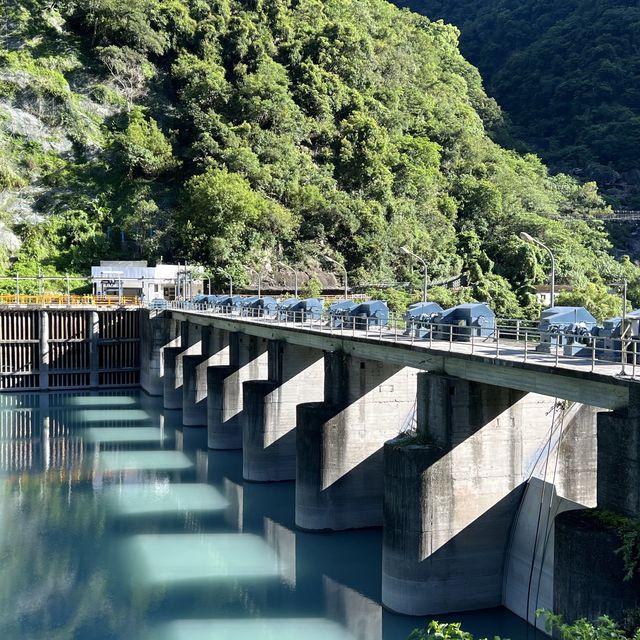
533,401,572,616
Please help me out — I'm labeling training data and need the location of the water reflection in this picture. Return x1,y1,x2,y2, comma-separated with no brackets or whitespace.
148,618,355,640
104,483,228,517
81,427,166,444
0,391,544,640
121,533,283,586
67,396,139,407
76,409,151,423
97,451,193,473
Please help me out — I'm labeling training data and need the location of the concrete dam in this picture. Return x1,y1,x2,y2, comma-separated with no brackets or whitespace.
1,305,639,631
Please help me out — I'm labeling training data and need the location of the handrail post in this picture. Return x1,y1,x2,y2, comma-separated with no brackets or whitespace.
495,326,500,358
620,324,628,377
449,324,453,351
524,331,528,363
555,337,560,367
591,338,596,373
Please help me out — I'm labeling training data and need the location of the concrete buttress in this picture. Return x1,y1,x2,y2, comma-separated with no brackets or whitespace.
163,321,202,409
207,332,269,450
296,352,418,531
381,372,584,615
553,389,640,623
243,341,325,482
139,310,181,396
182,327,230,426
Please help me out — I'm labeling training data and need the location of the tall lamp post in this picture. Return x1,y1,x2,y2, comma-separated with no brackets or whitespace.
401,246,428,303
520,232,556,308
322,255,348,300
278,261,298,298
218,268,233,297
609,279,628,375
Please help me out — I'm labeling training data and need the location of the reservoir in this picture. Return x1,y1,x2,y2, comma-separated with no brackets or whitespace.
0,391,544,639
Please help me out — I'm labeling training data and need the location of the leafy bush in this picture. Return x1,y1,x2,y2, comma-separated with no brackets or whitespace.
407,615,640,640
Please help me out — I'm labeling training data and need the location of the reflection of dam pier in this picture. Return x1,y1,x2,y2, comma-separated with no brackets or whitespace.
1,305,639,633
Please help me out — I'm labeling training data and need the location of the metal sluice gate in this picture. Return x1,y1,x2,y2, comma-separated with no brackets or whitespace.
0,308,140,391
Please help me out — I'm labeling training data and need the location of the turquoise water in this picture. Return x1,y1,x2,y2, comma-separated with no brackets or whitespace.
0,391,544,640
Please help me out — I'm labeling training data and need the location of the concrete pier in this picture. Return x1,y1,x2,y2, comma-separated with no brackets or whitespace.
381,373,588,616
140,310,181,396
182,327,230,426
163,321,202,410
243,341,325,482
207,333,268,449
296,353,418,530
554,397,640,621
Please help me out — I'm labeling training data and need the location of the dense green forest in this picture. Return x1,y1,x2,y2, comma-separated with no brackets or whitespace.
395,0,640,206
0,0,637,317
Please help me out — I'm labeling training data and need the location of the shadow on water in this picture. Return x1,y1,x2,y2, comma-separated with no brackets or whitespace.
0,390,547,640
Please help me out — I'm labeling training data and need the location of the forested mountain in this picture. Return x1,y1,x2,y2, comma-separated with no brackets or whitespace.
0,0,636,317
395,0,640,206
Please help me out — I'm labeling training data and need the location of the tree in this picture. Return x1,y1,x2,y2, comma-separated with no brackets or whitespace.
97,45,154,109
180,166,296,265
113,107,178,177
300,275,322,299
556,282,624,323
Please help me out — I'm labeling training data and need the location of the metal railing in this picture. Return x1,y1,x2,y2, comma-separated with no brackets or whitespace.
0,295,141,307
163,300,640,381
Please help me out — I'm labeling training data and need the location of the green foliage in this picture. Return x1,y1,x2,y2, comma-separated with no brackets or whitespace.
113,106,178,177
407,616,640,640
367,287,412,315
396,0,640,203
300,275,322,299
408,620,487,640
593,510,640,584
619,520,640,583
426,286,475,310
556,283,624,323
180,166,296,265
0,0,638,321
541,611,640,640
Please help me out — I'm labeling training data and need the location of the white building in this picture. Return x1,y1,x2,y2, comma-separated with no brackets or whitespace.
91,261,203,301
534,284,573,307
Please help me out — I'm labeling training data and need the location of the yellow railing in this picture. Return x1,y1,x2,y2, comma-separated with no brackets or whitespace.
0,295,141,307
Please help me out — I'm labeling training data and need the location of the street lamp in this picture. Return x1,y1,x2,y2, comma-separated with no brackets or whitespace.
401,246,428,303
609,279,628,375
278,261,298,298
520,232,556,308
217,268,233,297
322,254,348,300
